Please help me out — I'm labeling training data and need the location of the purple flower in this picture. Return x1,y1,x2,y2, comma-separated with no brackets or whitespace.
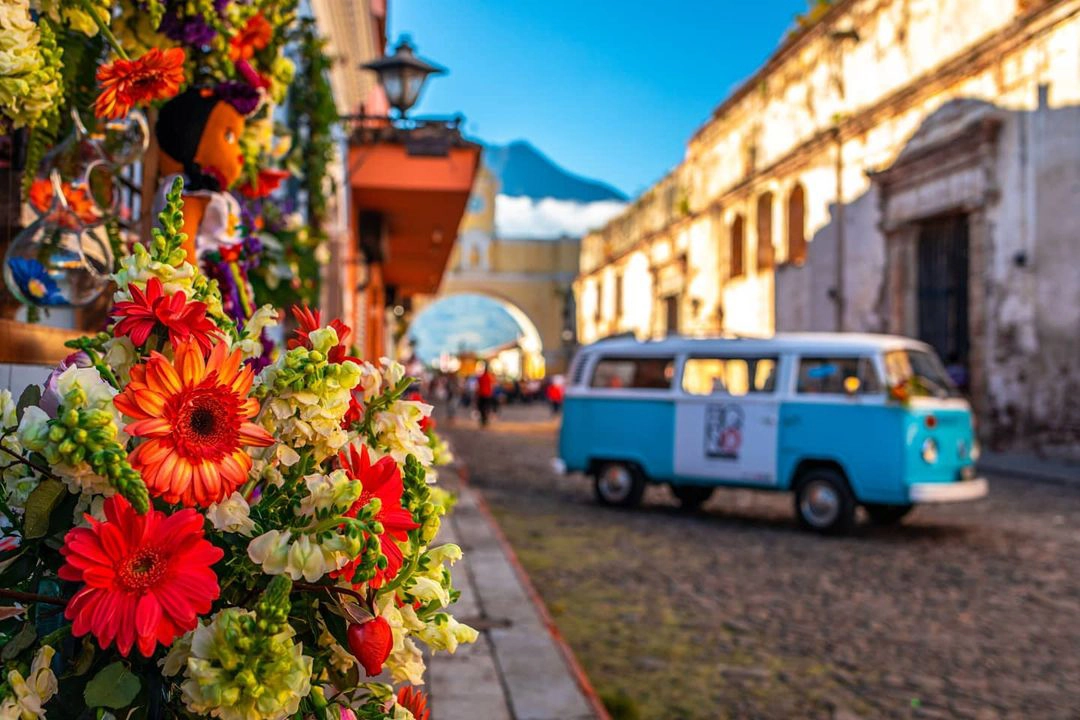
215,81,262,116
158,0,231,46
40,351,93,417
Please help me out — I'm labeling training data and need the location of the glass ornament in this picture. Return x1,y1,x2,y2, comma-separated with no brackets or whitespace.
93,110,149,167
5,172,113,308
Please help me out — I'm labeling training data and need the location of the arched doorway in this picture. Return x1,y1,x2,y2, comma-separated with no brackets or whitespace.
406,293,545,379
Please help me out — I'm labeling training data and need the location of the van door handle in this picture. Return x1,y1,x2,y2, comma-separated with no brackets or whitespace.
781,417,800,427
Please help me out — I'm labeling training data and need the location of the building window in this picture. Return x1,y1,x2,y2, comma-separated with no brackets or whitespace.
729,214,745,278
614,273,623,320
756,192,774,271
787,183,807,265
663,295,679,335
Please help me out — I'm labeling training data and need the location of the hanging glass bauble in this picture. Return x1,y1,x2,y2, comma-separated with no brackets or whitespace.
29,111,108,228
5,174,113,308
93,110,149,166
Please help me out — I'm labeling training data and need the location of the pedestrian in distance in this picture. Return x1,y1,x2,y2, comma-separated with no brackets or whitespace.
477,362,496,427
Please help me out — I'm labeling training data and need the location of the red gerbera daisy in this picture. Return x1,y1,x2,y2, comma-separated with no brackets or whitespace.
331,445,419,588
59,495,223,657
115,340,274,507
237,168,290,199
397,686,431,720
112,277,220,354
287,305,359,364
95,48,186,121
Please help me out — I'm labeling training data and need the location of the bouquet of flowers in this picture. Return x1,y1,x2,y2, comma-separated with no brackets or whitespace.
0,179,475,719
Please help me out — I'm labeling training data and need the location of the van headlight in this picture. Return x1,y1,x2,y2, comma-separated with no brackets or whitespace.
921,438,939,464
970,440,981,462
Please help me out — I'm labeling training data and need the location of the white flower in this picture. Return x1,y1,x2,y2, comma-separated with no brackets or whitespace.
207,492,255,536
299,470,360,517
248,529,357,583
101,336,137,385
235,305,278,360
247,529,292,576
407,576,450,608
159,630,193,677
418,614,479,654
0,645,57,720
380,357,405,387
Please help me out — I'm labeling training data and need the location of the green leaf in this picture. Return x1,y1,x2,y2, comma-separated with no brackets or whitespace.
84,661,141,709
1,623,36,660
24,479,66,539
15,384,41,416
72,636,95,676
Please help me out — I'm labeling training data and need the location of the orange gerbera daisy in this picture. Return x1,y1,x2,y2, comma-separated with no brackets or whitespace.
229,13,272,61
95,47,186,120
28,178,102,229
115,340,274,507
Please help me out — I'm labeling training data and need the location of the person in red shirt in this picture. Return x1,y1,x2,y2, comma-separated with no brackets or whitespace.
477,363,496,427
545,375,565,415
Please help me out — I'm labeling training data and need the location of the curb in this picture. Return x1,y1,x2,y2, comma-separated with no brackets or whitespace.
454,459,612,720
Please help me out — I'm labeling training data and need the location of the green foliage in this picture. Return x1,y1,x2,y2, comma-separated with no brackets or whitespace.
22,478,65,539
601,688,643,720
151,176,191,266
84,661,141,709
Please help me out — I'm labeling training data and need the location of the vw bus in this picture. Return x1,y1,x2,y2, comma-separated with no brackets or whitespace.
554,333,987,533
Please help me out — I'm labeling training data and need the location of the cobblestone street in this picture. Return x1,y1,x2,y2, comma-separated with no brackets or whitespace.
440,404,1080,720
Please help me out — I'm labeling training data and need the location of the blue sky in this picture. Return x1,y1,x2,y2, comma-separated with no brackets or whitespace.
389,1,808,197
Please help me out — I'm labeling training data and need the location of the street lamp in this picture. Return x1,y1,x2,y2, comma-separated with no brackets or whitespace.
362,36,445,118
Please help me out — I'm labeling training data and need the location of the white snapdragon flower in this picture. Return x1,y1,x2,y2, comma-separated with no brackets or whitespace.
0,645,57,720
207,492,256,536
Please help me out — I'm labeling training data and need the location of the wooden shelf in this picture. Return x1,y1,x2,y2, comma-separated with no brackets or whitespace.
0,318,87,365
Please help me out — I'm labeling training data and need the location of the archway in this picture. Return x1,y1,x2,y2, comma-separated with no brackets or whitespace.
406,292,545,379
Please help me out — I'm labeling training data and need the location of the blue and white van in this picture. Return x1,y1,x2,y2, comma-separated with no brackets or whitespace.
554,333,987,533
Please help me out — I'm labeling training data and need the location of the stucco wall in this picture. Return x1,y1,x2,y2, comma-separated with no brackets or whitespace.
575,0,1080,442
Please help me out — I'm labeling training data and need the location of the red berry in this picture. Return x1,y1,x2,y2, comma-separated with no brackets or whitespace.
347,616,393,676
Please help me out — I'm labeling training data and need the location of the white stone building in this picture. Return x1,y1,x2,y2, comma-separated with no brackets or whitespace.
575,0,1080,445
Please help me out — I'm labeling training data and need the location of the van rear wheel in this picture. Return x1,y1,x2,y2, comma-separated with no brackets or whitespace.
864,503,914,525
594,462,645,507
672,485,714,511
794,468,856,534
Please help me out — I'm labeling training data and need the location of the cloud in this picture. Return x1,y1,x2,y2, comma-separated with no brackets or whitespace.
494,195,626,239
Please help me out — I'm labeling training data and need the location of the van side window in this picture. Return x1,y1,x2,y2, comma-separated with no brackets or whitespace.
797,357,881,394
682,357,777,396
590,357,674,390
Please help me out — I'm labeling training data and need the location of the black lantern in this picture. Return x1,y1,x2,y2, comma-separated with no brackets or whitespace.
363,36,445,117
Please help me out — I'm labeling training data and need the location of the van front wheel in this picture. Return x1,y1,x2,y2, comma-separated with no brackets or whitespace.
794,469,855,534
672,485,714,511
594,462,645,507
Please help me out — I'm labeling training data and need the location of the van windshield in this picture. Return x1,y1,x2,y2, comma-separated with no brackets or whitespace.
883,349,959,398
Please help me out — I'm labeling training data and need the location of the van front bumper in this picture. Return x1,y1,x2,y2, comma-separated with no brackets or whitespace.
550,458,567,475
909,477,988,503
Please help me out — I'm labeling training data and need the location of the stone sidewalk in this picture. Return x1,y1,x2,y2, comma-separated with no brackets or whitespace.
978,450,1080,486
425,461,605,720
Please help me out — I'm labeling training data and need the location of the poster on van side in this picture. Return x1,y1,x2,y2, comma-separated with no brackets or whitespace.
705,404,743,459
